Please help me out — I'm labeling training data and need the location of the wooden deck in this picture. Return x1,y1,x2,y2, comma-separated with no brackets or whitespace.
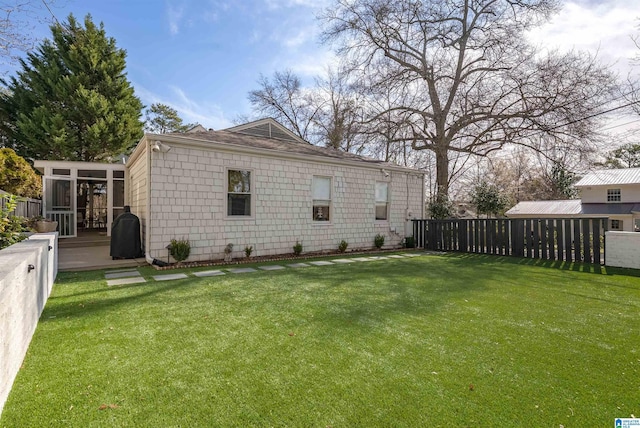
58,231,146,271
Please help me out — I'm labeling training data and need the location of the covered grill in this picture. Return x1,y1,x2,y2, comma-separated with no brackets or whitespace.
110,206,143,259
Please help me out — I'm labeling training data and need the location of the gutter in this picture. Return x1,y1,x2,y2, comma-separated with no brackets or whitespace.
148,133,423,177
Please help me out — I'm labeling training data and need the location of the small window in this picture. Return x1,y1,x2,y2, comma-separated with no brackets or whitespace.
113,171,125,179
52,168,70,176
375,182,389,220
607,189,621,202
634,219,640,232
312,176,331,221
610,219,623,230
78,169,107,179
227,170,251,216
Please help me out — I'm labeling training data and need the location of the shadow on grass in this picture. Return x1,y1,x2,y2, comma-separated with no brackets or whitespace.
44,253,640,328
44,257,500,327
443,252,626,275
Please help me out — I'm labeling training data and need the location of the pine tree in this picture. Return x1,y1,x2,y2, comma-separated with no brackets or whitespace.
0,14,143,161
144,103,194,134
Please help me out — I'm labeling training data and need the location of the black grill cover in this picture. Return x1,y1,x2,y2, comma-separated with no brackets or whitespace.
110,209,143,259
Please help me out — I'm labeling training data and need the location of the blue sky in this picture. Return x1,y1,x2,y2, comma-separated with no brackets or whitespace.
4,0,334,129
2,0,639,134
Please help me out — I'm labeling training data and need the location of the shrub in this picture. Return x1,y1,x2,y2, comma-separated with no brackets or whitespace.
293,241,302,256
374,234,385,249
224,243,233,262
338,240,348,253
0,148,42,198
427,194,454,219
404,236,415,248
0,194,29,249
244,245,253,258
170,238,190,263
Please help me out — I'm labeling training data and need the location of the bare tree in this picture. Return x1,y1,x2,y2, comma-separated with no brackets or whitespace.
313,67,365,152
248,70,321,142
321,0,618,200
0,1,57,69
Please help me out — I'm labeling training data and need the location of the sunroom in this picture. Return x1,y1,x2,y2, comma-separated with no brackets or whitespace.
34,160,127,238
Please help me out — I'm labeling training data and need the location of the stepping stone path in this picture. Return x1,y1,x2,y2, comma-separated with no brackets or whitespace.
107,277,146,287
105,268,145,287
259,265,286,271
153,273,189,281
194,270,226,277
227,268,258,274
104,253,427,285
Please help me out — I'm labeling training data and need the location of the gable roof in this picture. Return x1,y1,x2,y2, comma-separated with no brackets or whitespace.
575,167,640,187
505,200,582,216
224,118,306,144
186,124,208,133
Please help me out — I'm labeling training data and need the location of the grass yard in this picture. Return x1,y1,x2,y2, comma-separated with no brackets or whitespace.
1,253,640,427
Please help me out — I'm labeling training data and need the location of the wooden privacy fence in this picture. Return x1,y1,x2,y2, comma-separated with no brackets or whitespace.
413,218,607,264
0,189,42,218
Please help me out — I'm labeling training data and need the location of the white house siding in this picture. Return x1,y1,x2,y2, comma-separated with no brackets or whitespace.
134,144,423,262
579,185,640,204
127,143,148,246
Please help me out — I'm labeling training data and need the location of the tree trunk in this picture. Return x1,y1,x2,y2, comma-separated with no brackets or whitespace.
435,148,449,200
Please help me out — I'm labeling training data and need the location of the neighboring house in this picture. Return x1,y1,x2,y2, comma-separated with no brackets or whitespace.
37,118,425,262
506,167,640,232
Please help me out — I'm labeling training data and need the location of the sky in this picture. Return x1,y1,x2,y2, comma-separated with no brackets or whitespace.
2,0,640,135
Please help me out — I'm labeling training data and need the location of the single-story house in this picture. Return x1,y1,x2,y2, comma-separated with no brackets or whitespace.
37,118,426,263
506,167,640,232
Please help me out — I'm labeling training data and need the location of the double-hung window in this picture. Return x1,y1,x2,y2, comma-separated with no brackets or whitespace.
375,182,389,220
312,176,331,221
227,169,252,216
610,219,623,230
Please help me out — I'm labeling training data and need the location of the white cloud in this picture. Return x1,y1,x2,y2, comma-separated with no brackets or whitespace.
527,0,638,73
134,83,233,130
281,48,339,78
166,2,185,35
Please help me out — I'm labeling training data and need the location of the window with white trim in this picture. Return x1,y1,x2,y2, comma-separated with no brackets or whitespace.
227,170,251,216
312,176,331,221
607,188,621,202
610,219,623,230
375,182,389,220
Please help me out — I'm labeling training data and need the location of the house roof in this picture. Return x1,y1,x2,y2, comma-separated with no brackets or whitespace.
581,203,640,215
505,200,582,216
575,167,640,187
152,118,419,173
223,118,307,144
506,200,640,217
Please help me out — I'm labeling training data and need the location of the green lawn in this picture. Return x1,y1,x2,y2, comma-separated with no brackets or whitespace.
2,253,640,427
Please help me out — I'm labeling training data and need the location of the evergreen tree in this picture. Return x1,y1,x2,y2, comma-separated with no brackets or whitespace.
144,103,194,134
470,181,508,218
0,14,143,161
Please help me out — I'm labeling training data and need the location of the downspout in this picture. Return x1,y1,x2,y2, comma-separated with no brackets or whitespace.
144,137,155,266
421,172,426,218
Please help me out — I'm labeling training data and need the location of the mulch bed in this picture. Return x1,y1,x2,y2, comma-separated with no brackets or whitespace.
151,247,418,270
